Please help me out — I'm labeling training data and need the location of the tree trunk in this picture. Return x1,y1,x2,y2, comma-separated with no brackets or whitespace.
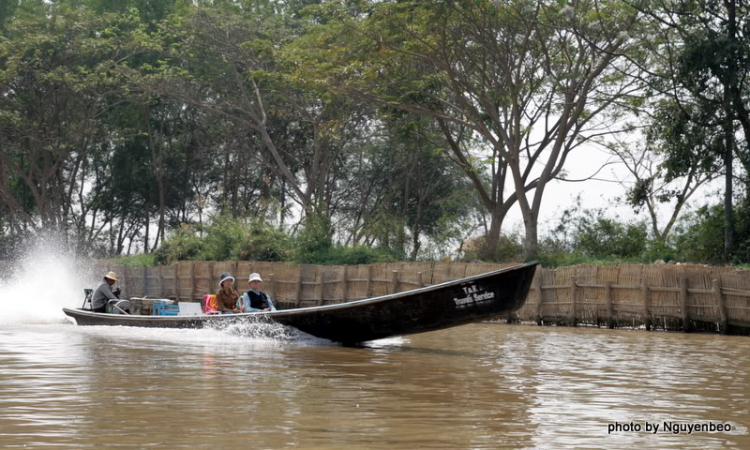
155,170,165,250
724,95,735,261
144,199,150,254
723,0,737,260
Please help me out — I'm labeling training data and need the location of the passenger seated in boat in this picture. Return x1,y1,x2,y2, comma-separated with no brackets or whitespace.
239,273,276,312
91,271,129,314
215,272,240,314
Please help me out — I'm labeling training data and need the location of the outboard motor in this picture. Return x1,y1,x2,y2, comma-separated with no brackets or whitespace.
81,289,93,310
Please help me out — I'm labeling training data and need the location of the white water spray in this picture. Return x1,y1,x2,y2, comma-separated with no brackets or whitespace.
0,236,98,325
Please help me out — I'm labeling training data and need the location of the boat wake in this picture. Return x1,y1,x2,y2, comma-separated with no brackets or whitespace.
208,317,294,340
207,317,335,345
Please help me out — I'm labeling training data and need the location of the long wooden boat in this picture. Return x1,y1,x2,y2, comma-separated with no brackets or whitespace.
63,261,538,344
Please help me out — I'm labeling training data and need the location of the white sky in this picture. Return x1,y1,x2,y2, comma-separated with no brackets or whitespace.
503,142,724,239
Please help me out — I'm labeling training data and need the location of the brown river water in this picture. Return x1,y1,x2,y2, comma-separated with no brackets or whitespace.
1,321,749,450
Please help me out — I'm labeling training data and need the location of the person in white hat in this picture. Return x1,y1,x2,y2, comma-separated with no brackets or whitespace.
239,273,276,312
214,272,240,314
91,271,127,313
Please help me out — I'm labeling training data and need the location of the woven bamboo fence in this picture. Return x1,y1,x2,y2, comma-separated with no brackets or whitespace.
99,260,750,334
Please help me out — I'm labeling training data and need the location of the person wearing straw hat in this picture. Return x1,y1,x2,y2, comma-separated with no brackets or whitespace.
214,272,240,314
91,271,125,313
239,273,276,312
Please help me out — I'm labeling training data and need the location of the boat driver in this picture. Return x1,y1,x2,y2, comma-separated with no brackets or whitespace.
91,271,129,313
240,273,276,312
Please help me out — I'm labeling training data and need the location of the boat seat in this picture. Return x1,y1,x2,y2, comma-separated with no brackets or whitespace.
153,301,179,316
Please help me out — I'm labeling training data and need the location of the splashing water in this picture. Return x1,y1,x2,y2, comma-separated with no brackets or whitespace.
206,314,335,345
0,237,97,325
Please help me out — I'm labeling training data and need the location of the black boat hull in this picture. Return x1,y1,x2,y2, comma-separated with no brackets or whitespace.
63,262,537,343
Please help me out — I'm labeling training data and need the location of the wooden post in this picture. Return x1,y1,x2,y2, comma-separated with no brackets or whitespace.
190,262,196,302
417,272,424,288
365,265,373,298
642,278,650,331
143,266,149,298
605,281,614,329
534,275,543,326
119,266,128,300
714,278,729,334
391,270,400,294
570,277,578,327
174,264,180,302
269,274,276,303
158,266,164,298
680,276,690,332
316,269,323,306
341,267,349,303
296,269,303,307
208,262,215,292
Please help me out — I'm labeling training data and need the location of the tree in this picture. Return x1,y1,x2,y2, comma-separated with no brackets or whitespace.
0,5,150,236
296,0,645,257
633,0,750,259
608,127,719,243
139,5,360,224
334,111,479,259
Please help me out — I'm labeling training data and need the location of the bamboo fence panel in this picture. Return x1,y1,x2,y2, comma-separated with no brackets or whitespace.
401,262,435,289
721,272,750,327
432,261,468,285
273,263,302,307
688,270,714,323
538,266,557,319
614,264,644,320
596,265,620,327
551,266,576,321
346,265,373,301
574,265,599,324
193,261,212,297
515,270,542,321
321,265,345,305
655,266,681,322
296,264,319,308
465,262,508,277
369,263,396,297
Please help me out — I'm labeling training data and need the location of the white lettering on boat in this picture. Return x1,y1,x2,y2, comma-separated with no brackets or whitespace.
453,285,495,308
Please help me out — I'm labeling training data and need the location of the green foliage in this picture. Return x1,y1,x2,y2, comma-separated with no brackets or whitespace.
535,252,625,268
536,205,651,266
152,214,402,265
574,217,649,259
237,221,292,262
671,204,728,264
153,216,293,264
294,214,333,260
152,227,205,265
461,234,524,263
115,253,157,266
296,244,404,265
197,215,247,261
